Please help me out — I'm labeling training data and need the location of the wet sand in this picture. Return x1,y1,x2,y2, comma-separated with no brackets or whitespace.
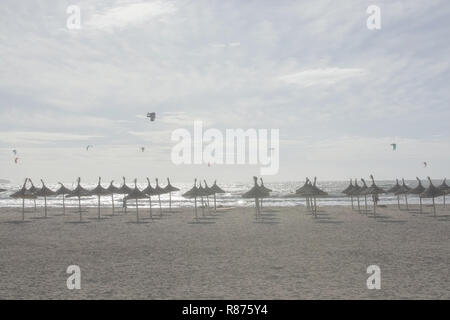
0,204,449,299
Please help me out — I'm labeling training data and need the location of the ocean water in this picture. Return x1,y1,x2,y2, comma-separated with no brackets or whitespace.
0,180,447,208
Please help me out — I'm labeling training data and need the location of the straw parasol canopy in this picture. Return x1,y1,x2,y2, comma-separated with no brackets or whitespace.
163,178,180,212
124,179,148,223
117,177,133,213
106,180,121,215
438,178,450,207
35,179,56,218
348,179,362,212
365,175,385,215
394,178,411,210
342,179,355,210
10,178,36,220
342,179,354,195
408,177,425,213
242,176,267,218
387,179,402,209
420,177,444,216
142,177,155,219
66,177,91,221
27,179,39,211
359,178,370,212
153,178,167,217
55,182,72,215
182,179,201,220
0,188,6,192
89,177,110,219
209,180,226,211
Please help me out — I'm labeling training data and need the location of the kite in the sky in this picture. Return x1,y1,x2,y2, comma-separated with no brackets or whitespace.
147,112,156,122
423,162,428,168
390,143,397,151
86,145,93,151
14,157,19,164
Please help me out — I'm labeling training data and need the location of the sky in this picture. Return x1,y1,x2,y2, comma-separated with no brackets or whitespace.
1,0,450,184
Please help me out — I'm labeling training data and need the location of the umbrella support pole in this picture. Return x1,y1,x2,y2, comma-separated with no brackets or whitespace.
214,194,217,211
78,197,82,221
158,195,162,217
201,196,205,217
136,199,139,223
22,199,25,221
419,197,423,213
397,195,400,209
194,197,198,221
444,194,446,208
98,195,101,219
169,193,172,213
62,195,66,215
314,197,317,217
357,197,360,213
364,196,367,213
405,194,409,210
44,196,47,217
149,197,153,220
34,199,37,212
350,196,354,210
432,197,436,217
111,194,115,215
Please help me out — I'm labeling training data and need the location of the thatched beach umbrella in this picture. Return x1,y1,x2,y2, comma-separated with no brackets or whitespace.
153,178,167,217
89,177,110,219
209,180,226,210
27,179,38,211
296,178,312,210
394,179,411,210
387,179,402,209
55,183,71,215
117,177,133,214
66,177,91,221
0,188,6,192
421,177,444,217
203,180,216,212
163,178,179,212
242,176,267,219
183,179,200,220
342,179,355,210
360,178,369,212
348,179,362,213
143,178,155,219
366,175,385,214
407,177,425,213
296,179,323,217
10,178,36,220
106,180,120,215
259,178,272,209
124,179,147,223
438,178,450,208
35,179,56,218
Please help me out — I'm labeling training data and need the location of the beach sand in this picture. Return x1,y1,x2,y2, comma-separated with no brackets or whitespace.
0,204,449,299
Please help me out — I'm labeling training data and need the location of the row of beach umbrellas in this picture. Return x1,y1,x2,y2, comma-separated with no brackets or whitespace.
7,177,228,222
342,176,449,216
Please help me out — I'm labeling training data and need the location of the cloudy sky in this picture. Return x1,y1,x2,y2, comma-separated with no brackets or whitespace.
1,0,449,184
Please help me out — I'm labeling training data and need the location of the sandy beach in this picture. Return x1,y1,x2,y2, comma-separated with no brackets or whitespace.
0,204,448,300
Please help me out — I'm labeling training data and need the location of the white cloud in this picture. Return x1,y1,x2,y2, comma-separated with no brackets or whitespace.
278,68,366,87
85,1,177,30
0,132,101,145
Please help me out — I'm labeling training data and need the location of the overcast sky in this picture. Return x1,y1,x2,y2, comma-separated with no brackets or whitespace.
1,0,449,184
